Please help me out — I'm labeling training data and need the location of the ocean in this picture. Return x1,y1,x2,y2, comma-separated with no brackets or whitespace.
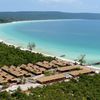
0,19,100,65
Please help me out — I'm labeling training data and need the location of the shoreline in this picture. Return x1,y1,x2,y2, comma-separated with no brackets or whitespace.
0,19,84,25
0,20,100,71
0,39,76,63
0,39,100,72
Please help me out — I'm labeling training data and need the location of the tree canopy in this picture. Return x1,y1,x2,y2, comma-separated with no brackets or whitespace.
0,42,54,66
0,74,100,100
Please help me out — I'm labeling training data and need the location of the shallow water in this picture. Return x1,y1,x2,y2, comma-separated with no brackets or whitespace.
0,19,100,64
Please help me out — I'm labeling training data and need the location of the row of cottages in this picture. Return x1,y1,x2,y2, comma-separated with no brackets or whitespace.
57,66,82,73
20,63,46,75
36,73,72,84
36,60,74,69
51,60,74,67
0,59,94,85
0,59,72,84
36,67,94,84
0,69,18,84
2,66,32,78
69,68,94,77
36,61,53,69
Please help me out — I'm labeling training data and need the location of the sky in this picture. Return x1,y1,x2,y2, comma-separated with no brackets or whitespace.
0,0,100,13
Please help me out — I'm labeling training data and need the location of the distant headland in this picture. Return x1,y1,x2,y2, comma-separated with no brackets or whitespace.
0,11,100,23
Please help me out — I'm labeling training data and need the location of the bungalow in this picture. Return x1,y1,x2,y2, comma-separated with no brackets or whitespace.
2,66,30,78
36,73,72,84
36,61,52,69
69,68,94,77
21,63,46,75
51,60,73,67
0,69,18,84
57,66,82,73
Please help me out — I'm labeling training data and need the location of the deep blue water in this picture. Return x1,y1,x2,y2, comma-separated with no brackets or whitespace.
0,19,100,64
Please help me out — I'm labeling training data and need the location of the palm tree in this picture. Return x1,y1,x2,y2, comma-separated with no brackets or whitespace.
27,42,36,51
75,54,86,65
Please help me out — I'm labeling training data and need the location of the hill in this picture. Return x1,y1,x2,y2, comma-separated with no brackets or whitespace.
0,11,100,23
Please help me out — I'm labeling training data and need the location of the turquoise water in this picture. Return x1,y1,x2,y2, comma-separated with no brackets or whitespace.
0,19,100,64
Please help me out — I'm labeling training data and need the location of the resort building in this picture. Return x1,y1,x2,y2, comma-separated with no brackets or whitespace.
2,66,31,78
36,73,72,84
21,63,46,75
0,60,95,85
0,69,18,84
36,61,52,69
69,68,94,77
51,60,73,67
57,66,82,73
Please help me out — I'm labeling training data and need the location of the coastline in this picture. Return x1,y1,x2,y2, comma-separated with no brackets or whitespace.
0,38,76,63
0,20,100,71
0,19,77,63
1,19,83,25
0,38,100,72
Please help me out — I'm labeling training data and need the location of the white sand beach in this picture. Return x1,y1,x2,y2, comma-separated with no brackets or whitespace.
0,19,100,72
0,38,76,63
1,38,100,72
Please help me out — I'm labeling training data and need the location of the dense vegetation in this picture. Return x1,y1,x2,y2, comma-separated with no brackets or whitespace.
0,42,54,66
0,19,11,23
0,74,100,100
0,11,100,23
